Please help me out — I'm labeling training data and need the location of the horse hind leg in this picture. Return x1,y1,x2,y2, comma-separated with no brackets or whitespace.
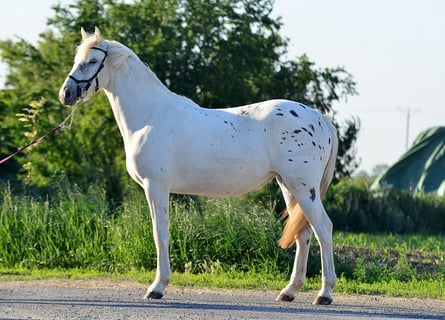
276,180,336,305
297,193,336,305
275,180,313,302
276,226,313,302
276,112,338,304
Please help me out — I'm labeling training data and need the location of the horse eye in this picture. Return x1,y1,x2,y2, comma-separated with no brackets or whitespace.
89,58,98,64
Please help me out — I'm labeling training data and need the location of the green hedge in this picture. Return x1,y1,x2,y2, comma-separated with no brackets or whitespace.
325,178,445,234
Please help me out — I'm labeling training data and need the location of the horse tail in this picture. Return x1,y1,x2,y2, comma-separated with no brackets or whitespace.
278,113,338,249
319,113,339,198
277,200,308,249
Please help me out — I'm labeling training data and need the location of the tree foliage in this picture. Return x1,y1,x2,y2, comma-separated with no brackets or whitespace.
0,0,358,198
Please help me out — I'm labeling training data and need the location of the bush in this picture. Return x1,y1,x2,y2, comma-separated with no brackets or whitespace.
325,178,445,234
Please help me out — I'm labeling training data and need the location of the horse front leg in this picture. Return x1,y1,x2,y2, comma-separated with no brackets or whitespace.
142,180,171,299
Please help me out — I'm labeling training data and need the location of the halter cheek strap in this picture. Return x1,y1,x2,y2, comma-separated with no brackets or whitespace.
69,46,108,98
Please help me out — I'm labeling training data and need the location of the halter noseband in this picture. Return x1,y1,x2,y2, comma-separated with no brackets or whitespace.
68,46,108,98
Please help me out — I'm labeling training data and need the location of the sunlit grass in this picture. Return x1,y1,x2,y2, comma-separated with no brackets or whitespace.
1,267,444,300
0,182,444,300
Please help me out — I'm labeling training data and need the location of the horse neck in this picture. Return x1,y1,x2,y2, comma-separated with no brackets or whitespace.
103,56,171,140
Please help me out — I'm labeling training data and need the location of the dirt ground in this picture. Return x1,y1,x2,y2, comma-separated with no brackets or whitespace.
0,278,444,319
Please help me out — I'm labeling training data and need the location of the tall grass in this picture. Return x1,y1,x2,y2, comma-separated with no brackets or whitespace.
0,182,292,274
0,183,110,269
0,181,443,291
169,196,288,274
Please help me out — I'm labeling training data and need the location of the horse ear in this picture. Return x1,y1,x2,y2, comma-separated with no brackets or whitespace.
94,27,102,40
81,27,88,41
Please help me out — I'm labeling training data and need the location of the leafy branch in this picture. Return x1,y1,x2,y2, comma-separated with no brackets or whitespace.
15,97,46,183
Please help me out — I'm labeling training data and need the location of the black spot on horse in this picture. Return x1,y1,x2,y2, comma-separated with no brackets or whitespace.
301,127,313,137
276,113,284,116
299,103,307,109
293,129,301,134
312,141,316,146
328,138,331,145
290,110,299,117
309,188,316,202
309,124,315,132
288,159,293,162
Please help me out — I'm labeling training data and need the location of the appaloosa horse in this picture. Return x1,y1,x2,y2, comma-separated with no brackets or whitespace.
59,27,338,305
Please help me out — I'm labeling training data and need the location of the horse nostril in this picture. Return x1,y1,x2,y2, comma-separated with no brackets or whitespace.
60,86,73,105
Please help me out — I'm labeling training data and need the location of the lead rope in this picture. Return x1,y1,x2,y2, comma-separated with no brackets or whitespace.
60,106,77,130
0,106,77,165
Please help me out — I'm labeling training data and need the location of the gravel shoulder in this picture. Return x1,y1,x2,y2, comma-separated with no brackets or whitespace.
0,279,444,319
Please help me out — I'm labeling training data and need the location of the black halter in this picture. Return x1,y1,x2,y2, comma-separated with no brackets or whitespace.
68,46,108,98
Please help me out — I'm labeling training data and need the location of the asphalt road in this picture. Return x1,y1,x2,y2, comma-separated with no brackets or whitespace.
0,279,444,319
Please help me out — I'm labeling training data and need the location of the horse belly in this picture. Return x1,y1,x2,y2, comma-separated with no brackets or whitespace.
170,152,274,197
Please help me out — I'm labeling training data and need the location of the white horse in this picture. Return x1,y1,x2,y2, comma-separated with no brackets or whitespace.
59,27,338,305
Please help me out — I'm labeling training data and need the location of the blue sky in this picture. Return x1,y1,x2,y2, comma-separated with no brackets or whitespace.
1,0,444,174
273,0,445,174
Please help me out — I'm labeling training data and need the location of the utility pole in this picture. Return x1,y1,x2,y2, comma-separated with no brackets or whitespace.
398,107,419,149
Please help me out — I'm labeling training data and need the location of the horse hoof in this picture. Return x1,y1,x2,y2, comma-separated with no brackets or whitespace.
313,296,333,305
144,291,163,299
276,293,294,302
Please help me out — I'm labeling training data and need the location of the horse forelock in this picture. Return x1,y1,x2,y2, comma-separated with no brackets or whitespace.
75,36,103,62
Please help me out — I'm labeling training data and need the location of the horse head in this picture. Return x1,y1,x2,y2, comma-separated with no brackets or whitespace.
59,27,110,106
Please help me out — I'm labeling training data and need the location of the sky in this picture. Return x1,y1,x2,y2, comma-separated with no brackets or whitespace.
0,0,444,174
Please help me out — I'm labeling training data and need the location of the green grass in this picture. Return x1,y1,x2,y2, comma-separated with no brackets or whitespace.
336,277,445,299
0,182,444,300
1,267,444,300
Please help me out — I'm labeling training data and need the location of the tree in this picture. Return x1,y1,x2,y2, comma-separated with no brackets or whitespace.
0,0,358,198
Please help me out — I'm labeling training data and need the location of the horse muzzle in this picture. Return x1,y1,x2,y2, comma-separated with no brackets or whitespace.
59,78,82,106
